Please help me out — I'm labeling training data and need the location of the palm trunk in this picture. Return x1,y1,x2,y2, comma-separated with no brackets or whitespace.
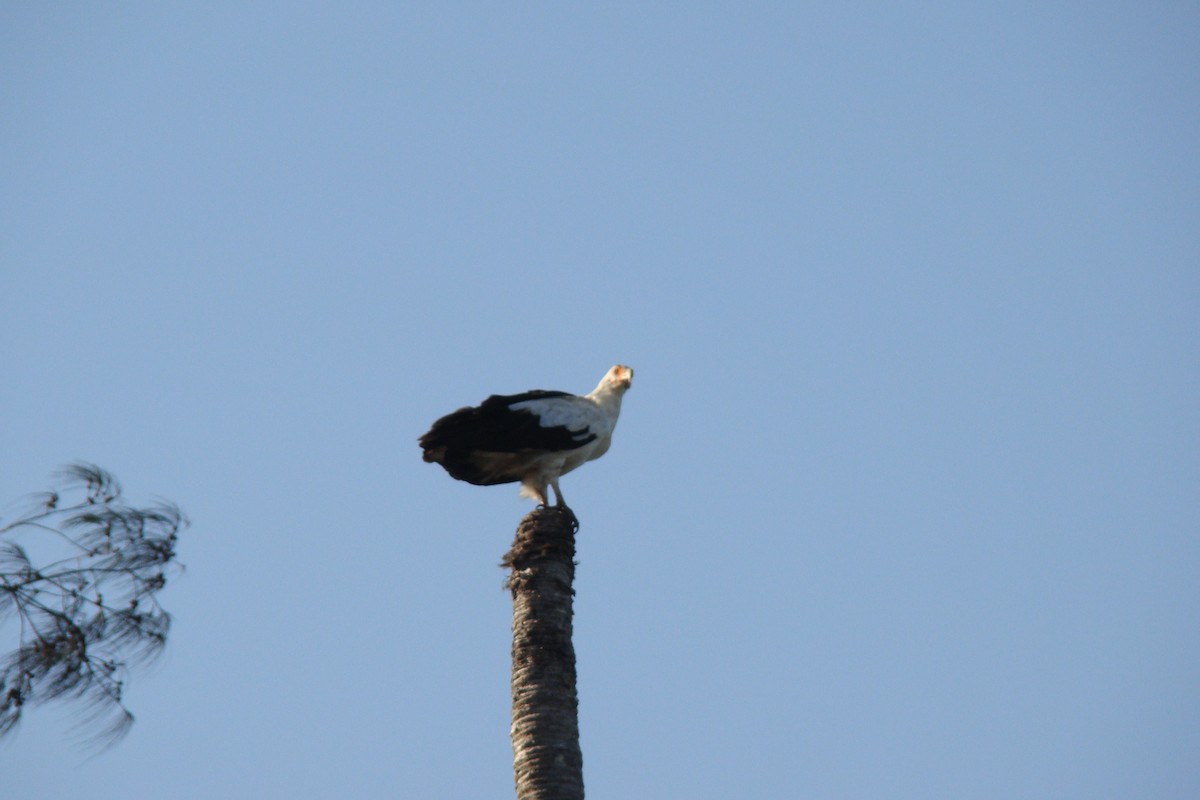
502,506,584,800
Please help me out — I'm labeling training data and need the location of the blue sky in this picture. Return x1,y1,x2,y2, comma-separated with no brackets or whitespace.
2,3,1197,797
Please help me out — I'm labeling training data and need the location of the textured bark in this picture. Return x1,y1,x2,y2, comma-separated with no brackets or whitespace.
502,506,584,800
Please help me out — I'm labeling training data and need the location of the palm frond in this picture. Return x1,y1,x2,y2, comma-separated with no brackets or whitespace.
0,463,186,747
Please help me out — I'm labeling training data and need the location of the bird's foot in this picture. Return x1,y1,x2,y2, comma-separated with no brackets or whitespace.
556,503,579,531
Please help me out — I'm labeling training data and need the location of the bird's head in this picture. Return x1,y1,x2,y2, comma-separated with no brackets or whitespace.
603,364,633,391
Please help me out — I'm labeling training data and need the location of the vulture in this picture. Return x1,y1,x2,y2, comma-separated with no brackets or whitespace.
419,365,633,508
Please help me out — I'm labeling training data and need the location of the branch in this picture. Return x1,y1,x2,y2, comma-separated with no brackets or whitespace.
0,463,186,747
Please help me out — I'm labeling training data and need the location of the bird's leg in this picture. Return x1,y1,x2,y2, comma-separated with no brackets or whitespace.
522,477,550,507
549,479,578,528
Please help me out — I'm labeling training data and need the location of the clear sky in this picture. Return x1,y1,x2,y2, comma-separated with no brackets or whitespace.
2,3,1197,798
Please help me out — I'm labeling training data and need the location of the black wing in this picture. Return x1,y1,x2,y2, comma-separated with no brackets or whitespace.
419,390,595,457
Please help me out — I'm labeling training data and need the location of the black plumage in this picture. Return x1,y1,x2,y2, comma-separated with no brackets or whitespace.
419,391,596,486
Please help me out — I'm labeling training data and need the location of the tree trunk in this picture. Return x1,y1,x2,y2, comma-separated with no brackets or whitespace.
502,506,584,800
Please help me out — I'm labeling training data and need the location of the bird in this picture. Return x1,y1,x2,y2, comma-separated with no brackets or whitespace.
419,365,633,508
